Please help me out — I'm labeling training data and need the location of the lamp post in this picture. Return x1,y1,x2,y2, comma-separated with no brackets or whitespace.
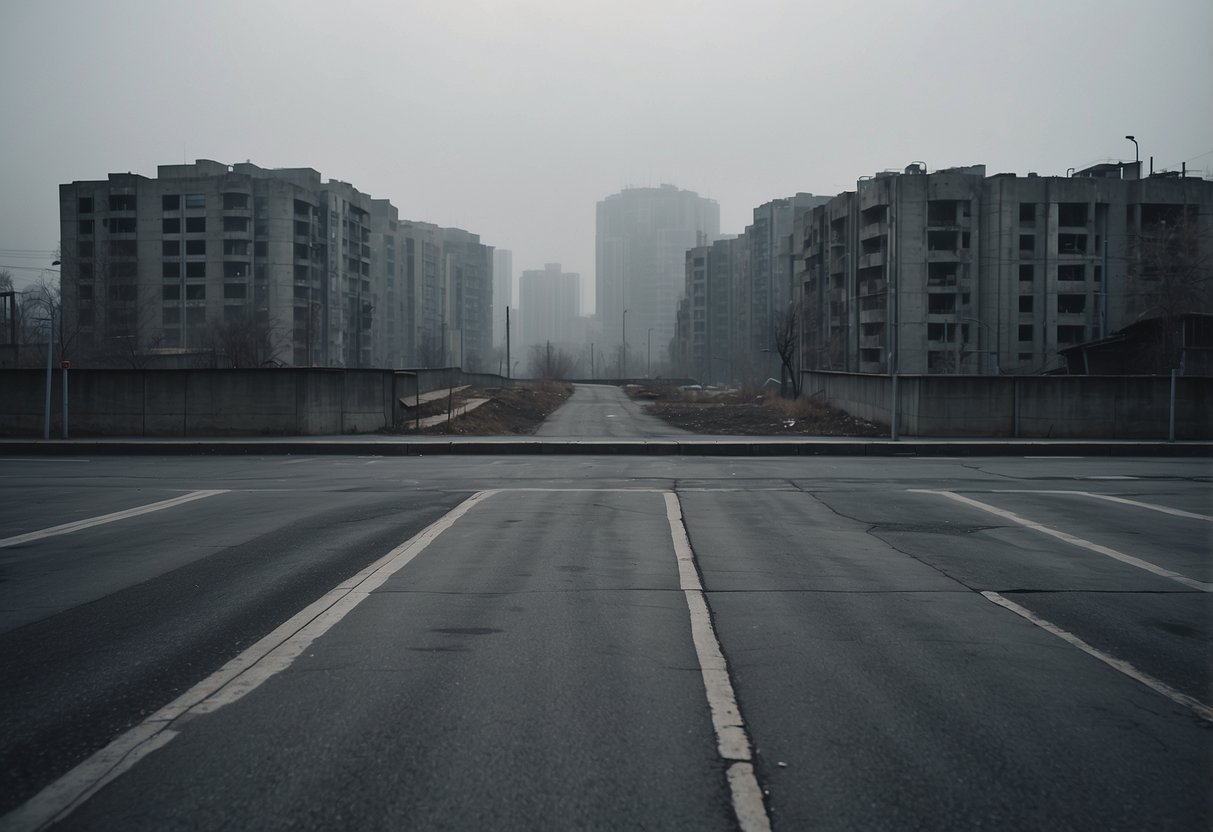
962,316,1000,375
621,308,629,379
1125,135,1139,178
647,327,653,377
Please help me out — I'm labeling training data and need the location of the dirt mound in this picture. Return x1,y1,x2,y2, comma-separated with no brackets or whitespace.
397,384,573,435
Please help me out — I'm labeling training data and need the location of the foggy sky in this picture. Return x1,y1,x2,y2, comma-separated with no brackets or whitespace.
2,0,1210,311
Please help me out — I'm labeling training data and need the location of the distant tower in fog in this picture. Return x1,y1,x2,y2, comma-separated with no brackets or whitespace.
596,185,719,372
518,262,580,352
493,249,512,348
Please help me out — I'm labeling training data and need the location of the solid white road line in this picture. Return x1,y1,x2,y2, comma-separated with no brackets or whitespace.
664,492,771,832
982,591,1213,722
0,490,493,832
993,489,1212,522
0,490,229,550
909,489,1212,592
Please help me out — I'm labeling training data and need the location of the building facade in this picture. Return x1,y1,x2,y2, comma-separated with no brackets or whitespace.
517,263,581,357
798,163,1213,376
59,160,496,370
596,185,719,376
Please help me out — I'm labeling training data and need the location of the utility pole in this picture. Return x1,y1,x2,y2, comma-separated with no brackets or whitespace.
505,307,511,379
622,308,629,379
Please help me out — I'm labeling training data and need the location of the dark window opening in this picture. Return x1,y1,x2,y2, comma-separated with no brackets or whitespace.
223,239,249,256
109,217,136,233
1019,203,1035,223
928,262,958,286
162,261,180,278
162,240,180,257
1058,202,1088,226
185,284,206,300
1019,295,1033,313
223,283,247,299
162,218,180,234
223,261,249,279
185,239,206,256
927,200,956,225
1057,325,1085,344
78,220,93,235
1018,324,1034,342
1057,294,1086,314
928,323,957,342
223,216,249,233
294,199,311,216
162,195,180,211
78,197,93,214
1019,235,1035,255
185,217,206,233
1019,265,1034,283
108,239,137,257
223,193,249,210
928,293,957,314
1058,233,1088,253
928,230,957,251
185,262,206,279
1058,264,1084,282
108,194,136,211
162,285,180,300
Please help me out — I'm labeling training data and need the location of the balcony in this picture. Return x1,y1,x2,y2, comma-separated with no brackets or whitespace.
859,220,888,240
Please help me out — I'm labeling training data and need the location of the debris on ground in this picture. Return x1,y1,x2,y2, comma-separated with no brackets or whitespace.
391,383,573,435
625,382,885,436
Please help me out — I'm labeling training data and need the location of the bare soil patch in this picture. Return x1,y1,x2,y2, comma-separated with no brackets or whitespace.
625,382,884,436
394,383,573,435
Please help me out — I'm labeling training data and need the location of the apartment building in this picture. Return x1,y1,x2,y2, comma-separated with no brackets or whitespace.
492,249,512,349
517,263,580,356
596,185,720,372
798,163,1213,375
59,160,495,369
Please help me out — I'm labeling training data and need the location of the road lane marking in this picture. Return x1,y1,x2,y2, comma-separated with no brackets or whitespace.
664,491,771,832
0,490,493,832
0,458,91,463
993,489,1212,522
908,489,1212,592
0,490,229,550
982,591,1213,722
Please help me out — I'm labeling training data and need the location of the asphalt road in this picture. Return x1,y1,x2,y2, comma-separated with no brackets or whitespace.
534,383,687,437
0,454,1210,830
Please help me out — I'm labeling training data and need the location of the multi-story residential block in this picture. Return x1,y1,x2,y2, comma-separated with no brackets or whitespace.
59,160,496,370
518,263,580,356
596,185,720,375
798,163,1213,375
679,237,743,383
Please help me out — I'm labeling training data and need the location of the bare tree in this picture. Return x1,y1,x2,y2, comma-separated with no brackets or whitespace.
771,299,802,398
1127,211,1212,371
201,314,284,368
528,342,575,380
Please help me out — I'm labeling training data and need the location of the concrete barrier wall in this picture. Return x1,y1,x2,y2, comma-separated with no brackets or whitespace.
804,371,1213,439
0,368,516,437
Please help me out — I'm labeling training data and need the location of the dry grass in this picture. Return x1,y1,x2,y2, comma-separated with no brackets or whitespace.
392,383,573,435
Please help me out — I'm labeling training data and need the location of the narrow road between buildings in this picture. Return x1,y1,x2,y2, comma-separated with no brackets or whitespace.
534,383,687,437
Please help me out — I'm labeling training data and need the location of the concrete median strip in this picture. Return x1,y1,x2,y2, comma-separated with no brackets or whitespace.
664,491,772,832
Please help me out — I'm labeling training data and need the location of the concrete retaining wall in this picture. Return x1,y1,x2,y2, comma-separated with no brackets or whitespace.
0,368,517,437
803,371,1213,439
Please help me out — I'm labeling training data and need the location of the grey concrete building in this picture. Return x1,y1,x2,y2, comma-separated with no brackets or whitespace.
679,237,743,383
518,263,580,357
798,163,1213,376
492,248,512,349
596,185,719,376
59,160,496,370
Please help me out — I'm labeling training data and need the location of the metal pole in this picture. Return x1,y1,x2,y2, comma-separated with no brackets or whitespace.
890,371,899,441
505,307,511,380
62,363,68,439
647,328,653,377
1168,368,1177,442
43,310,53,440
622,309,628,379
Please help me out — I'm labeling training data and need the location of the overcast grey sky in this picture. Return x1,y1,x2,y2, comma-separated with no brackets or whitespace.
2,0,1210,309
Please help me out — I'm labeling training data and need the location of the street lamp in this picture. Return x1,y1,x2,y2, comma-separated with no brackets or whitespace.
621,308,629,379
962,316,1000,375
1125,135,1139,177
647,327,653,377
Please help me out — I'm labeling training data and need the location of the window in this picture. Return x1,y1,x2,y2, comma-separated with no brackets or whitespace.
1019,265,1034,283
185,217,206,233
1019,235,1035,255
115,261,138,279
1019,203,1035,223
163,217,180,234
928,230,957,251
1057,325,1085,344
928,293,956,314
294,199,311,216
185,239,206,256
223,239,249,256
109,239,137,257
186,307,206,325
296,243,310,260
162,195,180,211
108,284,137,302
185,284,206,301
109,217,136,233
162,261,180,278
1058,233,1087,254
79,241,94,258
108,194,136,211
223,261,248,278
1058,202,1088,226
79,262,94,279
928,323,956,342
254,241,267,257
78,197,94,214
222,193,249,210
185,261,206,278
1019,295,1033,313
162,285,180,300
78,220,93,235
1019,352,1032,361
78,285,93,301
162,240,180,257
1057,294,1086,314
295,220,310,237
1058,264,1084,282
223,216,249,233
927,200,956,225
1018,324,1034,342
223,283,247,299
185,193,205,209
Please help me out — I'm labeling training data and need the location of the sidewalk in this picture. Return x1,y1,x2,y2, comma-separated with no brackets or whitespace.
1,435,1209,457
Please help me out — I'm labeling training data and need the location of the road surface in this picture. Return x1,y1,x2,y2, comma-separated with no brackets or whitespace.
534,383,687,437
0,454,1209,830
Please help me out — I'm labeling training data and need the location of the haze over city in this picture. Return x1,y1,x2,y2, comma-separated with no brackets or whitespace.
2,0,1211,307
